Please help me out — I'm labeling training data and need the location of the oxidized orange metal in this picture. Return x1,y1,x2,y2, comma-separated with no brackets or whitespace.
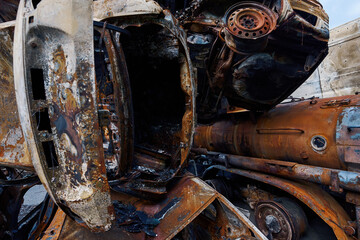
210,165,354,240
238,185,274,209
290,0,329,23
28,198,58,240
0,24,33,169
194,95,360,171
39,207,66,240
193,149,360,193
223,1,278,54
53,175,266,240
226,4,277,39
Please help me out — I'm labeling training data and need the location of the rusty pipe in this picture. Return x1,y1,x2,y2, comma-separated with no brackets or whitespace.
193,148,360,193
194,95,360,171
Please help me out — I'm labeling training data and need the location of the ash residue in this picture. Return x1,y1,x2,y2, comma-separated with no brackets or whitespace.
113,201,160,237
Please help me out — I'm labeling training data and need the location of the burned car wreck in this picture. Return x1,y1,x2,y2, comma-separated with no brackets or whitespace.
1,0,359,239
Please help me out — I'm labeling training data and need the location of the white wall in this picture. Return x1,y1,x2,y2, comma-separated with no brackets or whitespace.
291,17,360,98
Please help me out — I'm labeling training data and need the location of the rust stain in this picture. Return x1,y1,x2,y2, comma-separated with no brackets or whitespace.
4,1,354,239
0,27,32,169
56,175,266,240
39,207,66,240
212,166,353,240
18,0,114,231
194,95,360,171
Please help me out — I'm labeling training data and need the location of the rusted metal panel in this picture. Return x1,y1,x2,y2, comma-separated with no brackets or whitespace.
39,207,66,240
0,23,32,169
290,0,329,23
209,166,353,240
14,0,114,231
54,176,266,240
337,105,360,168
292,17,360,98
194,95,360,171
283,0,329,41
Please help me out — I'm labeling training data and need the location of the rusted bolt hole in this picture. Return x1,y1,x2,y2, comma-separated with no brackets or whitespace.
311,135,327,151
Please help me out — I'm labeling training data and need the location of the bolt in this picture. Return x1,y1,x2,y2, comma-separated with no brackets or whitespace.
265,215,282,234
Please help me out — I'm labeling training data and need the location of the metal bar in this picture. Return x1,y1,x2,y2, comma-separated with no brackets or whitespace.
93,21,130,35
0,175,39,187
193,148,360,193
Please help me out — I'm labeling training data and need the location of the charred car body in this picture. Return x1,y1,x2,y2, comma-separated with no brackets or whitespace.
1,0,358,240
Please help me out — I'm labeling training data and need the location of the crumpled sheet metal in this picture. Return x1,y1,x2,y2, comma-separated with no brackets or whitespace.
0,24,32,169
281,0,329,41
209,166,353,240
52,176,267,240
290,0,329,22
14,0,113,231
93,0,163,21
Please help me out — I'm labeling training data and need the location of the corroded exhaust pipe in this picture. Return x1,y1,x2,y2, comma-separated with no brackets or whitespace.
194,95,360,171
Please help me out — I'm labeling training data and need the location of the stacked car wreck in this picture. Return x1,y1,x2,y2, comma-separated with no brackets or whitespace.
0,0,359,239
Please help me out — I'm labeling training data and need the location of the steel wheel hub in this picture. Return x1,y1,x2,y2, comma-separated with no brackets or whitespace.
226,2,277,39
255,202,293,240
255,199,307,240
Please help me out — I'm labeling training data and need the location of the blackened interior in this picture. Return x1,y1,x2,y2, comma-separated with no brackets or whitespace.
121,24,185,157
